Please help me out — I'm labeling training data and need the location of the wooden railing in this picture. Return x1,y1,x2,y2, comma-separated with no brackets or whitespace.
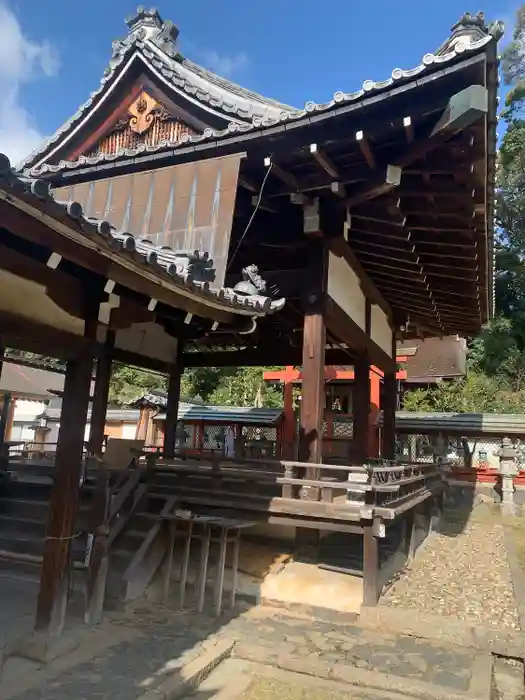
84,463,147,624
138,452,444,524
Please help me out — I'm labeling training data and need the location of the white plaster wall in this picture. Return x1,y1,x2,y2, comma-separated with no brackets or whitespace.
0,271,84,335
327,253,366,329
116,323,179,363
371,304,393,357
122,423,137,439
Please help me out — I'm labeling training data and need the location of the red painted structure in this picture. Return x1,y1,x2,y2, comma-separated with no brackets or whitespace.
264,360,408,459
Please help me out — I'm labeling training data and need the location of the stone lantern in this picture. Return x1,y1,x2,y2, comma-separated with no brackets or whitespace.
497,437,519,516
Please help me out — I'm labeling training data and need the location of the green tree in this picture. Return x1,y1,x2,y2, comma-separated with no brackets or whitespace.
109,365,166,405
208,366,283,408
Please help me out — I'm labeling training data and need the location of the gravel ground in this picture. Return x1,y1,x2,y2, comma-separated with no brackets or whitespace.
383,506,521,630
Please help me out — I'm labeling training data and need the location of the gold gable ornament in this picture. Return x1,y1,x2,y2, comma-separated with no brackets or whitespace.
85,90,197,158
129,92,160,135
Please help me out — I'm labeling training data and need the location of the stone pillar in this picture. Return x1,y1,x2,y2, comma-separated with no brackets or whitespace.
497,437,519,517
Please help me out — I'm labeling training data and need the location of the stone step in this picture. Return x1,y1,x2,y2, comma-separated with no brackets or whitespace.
0,513,47,537
0,534,89,559
0,496,50,519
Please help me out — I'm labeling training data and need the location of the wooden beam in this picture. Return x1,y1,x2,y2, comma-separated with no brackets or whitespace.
182,346,356,368
325,297,395,373
356,131,376,169
310,143,339,179
344,86,488,209
264,156,299,190
403,116,414,143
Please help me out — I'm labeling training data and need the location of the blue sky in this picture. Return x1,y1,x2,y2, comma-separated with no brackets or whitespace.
0,0,517,163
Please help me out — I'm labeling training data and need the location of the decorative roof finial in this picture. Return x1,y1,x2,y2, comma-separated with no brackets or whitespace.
125,7,179,52
435,10,491,55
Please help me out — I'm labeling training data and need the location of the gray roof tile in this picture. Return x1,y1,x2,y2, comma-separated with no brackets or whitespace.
0,153,285,319
20,12,503,176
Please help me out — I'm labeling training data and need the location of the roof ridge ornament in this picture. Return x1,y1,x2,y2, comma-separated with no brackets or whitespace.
125,6,180,57
436,10,495,56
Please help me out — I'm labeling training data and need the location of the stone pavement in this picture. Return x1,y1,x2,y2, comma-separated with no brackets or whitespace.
0,602,495,700
0,578,38,660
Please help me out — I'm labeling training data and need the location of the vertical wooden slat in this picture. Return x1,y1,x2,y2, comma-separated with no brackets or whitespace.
230,529,240,611
196,525,211,613
213,528,228,617
179,521,192,610
162,520,177,604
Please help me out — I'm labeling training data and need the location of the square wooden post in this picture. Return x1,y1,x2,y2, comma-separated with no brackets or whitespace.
298,235,328,480
88,331,114,456
381,370,397,460
363,523,380,605
353,353,370,465
295,230,328,560
163,342,185,458
35,346,94,635
381,334,398,460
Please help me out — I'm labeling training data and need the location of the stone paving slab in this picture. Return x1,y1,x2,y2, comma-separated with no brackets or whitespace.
220,609,489,697
1,602,493,700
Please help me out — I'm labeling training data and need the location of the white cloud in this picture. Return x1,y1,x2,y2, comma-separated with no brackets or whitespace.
0,2,59,166
195,49,249,79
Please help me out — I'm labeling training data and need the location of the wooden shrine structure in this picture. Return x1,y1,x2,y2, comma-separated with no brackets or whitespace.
264,336,467,459
0,9,501,636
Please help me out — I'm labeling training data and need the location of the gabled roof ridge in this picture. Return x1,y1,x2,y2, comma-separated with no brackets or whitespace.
26,28,497,178
17,10,297,173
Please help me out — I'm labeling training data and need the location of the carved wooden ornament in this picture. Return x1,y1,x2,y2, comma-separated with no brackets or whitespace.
128,91,159,134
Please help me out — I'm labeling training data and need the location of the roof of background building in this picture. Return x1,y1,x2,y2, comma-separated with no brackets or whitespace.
397,336,467,383
0,363,65,400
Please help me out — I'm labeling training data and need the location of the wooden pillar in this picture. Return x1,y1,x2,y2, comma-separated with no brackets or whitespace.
88,332,114,456
282,369,296,460
163,343,184,457
35,345,94,635
368,370,381,457
381,335,397,460
298,237,328,471
382,372,397,460
363,523,380,605
295,219,328,558
353,353,370,464
0,391,12,444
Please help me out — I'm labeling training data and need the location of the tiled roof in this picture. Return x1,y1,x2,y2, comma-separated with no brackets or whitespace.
0,363,65,400
397,336,467,381
22,11,503,177
0,154,285,318
18,7,297,173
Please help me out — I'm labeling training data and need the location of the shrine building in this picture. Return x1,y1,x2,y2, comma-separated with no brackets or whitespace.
0,9,501,636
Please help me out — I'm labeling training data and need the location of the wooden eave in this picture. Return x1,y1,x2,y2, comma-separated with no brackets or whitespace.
0,164,285,339
19,16,499,347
